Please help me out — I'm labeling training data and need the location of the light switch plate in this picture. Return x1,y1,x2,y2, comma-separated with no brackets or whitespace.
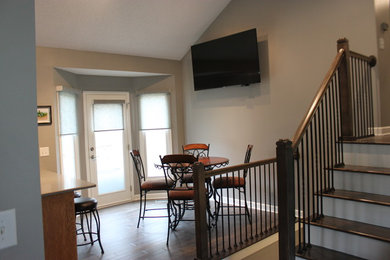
39,147,50,157
0,209,18,250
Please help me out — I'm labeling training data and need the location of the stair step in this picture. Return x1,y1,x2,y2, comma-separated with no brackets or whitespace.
321,189,390,207
296,244,365,260
333,164,390,176
310,216,390,243
343,135,390,145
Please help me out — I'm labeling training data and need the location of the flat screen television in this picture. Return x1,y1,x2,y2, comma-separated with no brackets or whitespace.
191,29,260,91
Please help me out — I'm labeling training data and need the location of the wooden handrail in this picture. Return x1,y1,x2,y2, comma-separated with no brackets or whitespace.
291,49,345,149
204,157,277,177
350,51,377,67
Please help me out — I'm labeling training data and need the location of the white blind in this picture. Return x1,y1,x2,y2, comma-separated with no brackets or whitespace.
59,92,78,135
93,103,124,131
139,93,170,130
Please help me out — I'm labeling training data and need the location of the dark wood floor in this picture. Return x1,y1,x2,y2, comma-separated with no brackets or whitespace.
77,200,200,260
77,199,277,260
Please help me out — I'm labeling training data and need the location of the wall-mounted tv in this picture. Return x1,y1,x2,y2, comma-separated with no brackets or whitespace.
191,29,260,91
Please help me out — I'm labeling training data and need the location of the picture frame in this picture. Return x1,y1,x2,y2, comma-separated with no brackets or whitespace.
37,106,52,125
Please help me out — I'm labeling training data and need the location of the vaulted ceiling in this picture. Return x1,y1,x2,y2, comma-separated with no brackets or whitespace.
35,0,231,61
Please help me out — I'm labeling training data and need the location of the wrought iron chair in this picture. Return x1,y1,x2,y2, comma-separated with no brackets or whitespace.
130,149,174,228
159,154,198,245
182,143,210,158
212,144,253,223
181,143,210,184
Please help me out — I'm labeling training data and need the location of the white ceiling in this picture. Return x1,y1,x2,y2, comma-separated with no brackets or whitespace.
35,0,231,61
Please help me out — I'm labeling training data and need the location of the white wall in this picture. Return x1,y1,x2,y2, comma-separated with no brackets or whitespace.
182,0,378,165
0,0,44,258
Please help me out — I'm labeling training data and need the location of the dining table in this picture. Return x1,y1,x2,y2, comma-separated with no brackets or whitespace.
155,156,229,170
198,156,229,170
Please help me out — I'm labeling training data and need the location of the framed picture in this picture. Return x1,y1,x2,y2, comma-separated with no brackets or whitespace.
37,106,52,125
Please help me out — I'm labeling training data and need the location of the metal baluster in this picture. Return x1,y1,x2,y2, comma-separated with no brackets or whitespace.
301,140,306,249
305,131,311,247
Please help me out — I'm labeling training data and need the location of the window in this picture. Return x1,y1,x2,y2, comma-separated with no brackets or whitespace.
138,93,172,178
58,91,80,179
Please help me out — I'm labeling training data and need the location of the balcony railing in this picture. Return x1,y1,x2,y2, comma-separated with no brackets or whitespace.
193,158,278,259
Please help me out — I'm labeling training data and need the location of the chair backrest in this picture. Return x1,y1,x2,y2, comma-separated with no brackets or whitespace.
130,149,146,184
160,154,197,186
243,145,253,177
244,145,253,164
182,143,210,157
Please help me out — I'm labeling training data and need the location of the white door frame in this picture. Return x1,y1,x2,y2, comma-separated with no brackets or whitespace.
83,91,134,207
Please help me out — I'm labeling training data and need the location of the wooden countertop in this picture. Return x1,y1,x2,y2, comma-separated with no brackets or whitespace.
40,170,96,197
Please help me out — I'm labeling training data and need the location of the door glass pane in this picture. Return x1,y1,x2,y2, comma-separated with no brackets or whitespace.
95,130,125,194
93,103,124,131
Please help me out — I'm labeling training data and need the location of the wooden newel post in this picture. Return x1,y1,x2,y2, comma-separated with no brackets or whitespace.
193,162,209,260
337,38,355,140
277,139,295,260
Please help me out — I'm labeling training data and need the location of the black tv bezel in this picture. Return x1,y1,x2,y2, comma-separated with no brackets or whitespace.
191,29,260,91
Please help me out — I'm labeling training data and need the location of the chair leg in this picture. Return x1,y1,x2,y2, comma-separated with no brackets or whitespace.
213,189,221,222
166,201,171,246
137,190,144,228
142,190,147,218
243,187,252,224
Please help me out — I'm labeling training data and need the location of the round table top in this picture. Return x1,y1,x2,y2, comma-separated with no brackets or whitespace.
155,156,229,170
198,156,229,168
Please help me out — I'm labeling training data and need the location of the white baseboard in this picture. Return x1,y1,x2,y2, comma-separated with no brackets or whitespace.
373,126,390,136
133,192,167,201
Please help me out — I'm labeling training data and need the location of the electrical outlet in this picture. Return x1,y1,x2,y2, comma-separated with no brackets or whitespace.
39,147,50,157
0,209,17,250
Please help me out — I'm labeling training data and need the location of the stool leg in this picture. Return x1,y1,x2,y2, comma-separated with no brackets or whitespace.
93,209,104,254
80,213,87,241
85,211,94,245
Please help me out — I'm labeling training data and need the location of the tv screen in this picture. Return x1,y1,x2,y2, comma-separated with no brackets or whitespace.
191,29,260,91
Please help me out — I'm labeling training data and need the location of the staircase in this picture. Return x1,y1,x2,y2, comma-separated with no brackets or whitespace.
296,135,390,260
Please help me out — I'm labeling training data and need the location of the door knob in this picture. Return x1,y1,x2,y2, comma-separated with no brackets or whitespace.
90,155,96,159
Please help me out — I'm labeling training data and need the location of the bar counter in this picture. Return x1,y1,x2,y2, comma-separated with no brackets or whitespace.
40,170,96,260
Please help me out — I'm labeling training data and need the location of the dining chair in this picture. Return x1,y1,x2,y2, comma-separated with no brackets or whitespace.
181,143,209,184
130,149,174,228
212,144,253,223
159,154,198,245
182,143,210,158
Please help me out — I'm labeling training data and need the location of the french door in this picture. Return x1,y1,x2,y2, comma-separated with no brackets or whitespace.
84,91,133,207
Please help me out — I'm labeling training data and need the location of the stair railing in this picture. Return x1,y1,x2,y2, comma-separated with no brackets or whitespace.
277,38,376,259
193,158,278,259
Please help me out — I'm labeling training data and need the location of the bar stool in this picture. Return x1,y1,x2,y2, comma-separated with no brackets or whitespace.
74,197,104,254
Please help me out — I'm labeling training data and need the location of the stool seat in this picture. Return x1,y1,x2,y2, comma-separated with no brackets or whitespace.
75,197,97,212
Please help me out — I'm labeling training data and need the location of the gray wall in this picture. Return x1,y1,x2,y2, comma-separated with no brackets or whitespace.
182,0,378,165
0,1,44,259
375,0,390,126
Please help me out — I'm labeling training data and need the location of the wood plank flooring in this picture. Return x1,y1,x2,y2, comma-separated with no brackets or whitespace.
77,200,276,260
77,200,198,260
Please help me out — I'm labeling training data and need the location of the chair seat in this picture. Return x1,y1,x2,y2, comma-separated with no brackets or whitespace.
141,178,174,190
169,188,195,200
74,197,98,212
213,176,245,188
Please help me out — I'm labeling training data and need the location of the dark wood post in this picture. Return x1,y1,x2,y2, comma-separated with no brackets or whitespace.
337,38,355,140
277,139,295,260
193,162,209,260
